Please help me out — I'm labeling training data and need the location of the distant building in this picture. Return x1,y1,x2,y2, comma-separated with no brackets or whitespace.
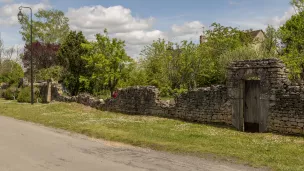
249,30,266,50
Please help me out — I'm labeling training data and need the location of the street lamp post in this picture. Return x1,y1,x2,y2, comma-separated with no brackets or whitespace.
18,6,34,105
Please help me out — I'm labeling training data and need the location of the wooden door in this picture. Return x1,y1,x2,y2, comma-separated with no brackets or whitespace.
244,80,260,132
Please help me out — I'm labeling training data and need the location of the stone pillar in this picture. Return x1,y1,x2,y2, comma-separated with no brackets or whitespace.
46,79,52,103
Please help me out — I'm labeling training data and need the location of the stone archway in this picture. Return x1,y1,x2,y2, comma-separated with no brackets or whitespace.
226,59,290,132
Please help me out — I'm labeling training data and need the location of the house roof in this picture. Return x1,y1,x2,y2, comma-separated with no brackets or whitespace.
249,30,265,38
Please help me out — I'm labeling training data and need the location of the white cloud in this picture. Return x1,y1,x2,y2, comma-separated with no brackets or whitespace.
67,5,154,34
0,1,51,26
171,21,204,35
169,21,204,43
115,30,166,45
67,5,167,58
267,7,296,28
115,30,166,58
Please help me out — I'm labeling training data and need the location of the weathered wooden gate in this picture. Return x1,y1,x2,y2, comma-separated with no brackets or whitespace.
244,80,260,132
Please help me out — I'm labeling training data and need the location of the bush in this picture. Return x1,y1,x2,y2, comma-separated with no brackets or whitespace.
0,89,3,98
17,87,41,103
159,86,172,97
172,88,187,96
3,86,19,100
217,46,269,81
36,66,64,82
0,60,24,85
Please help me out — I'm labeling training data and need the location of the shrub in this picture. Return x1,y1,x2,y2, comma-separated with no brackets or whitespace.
217,46,268,81
0,60,24,85
17,86,41,103
159,86,172,97
3,86,19,100
0,89,3,98
172,88,188,96
36,66,64,82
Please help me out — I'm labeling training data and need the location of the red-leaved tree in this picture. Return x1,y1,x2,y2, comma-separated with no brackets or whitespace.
22,42,60,72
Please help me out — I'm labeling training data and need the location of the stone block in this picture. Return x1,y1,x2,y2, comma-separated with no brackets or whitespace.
298,123,304,127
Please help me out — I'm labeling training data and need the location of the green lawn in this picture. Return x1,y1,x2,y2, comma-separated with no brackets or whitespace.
0,99,303,171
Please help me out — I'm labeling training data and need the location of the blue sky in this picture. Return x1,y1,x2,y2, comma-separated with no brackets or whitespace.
0,0,294,58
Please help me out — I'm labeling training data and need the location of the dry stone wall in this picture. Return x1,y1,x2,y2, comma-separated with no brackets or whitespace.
52,85,232,125
173,86,231,124
103,86,168,116
268,85,304,134
49,58,304,135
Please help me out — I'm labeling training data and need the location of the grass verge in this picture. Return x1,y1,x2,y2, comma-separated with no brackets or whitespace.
0,99,303,171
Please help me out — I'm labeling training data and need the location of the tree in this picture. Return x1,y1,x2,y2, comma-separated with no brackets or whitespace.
290,0,304,13
203,23,253,58
0,38,3,65
0,60,24,85
118,60,149,87
22,42,60,73
36,66,63,82
58,31,88,96
81,30,131,95
261,25,279,57
141,39,202,90
141,39,172,88
3,47,15,61
139,23,256,92
193,23,254,85
279,10,304,80
218,46,267,80
19,9,69,44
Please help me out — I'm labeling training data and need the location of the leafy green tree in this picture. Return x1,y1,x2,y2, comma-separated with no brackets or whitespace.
290,0,304,12
141,39,202,90
193,23,254,85
119,61,149,87
81,30,131,95
0,38,3,65
36,66,63,81
279,10,304,80
261,25,279,57
140,39,172,89
19,9,69,44
58,31,88,95
218,46,268,80
0,60,24,85
203,23,253,58
176,41,201,89
140,22,254,92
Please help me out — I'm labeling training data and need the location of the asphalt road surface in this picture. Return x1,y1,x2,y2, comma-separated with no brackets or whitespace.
0,115,267,171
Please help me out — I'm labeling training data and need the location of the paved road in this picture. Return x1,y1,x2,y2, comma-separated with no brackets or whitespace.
0,115,267,171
